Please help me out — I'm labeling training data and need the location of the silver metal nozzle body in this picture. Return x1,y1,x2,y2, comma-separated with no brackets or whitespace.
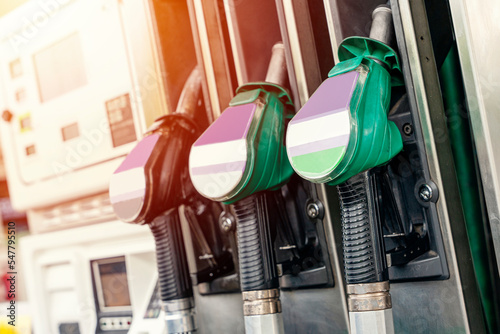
369,5,394,46
163,297,197,334
265,43,287,88
242,289,284,334
347,282,394,334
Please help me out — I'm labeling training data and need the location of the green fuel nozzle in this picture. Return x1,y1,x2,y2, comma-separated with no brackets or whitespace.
189,44,294,204
286,5,403,186
189,43,293,334
286,5,403,334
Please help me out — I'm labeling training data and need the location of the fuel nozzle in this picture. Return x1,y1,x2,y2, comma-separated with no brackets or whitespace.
190,43,292,204
189,43,293,334
109,68,203,334
286,5,402,186
286,5,403,334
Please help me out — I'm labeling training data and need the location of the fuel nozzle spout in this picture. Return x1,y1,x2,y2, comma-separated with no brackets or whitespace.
189,43,293,334
265,43,287,88
369,4,394,46
175,66,203,120
110,67,204,334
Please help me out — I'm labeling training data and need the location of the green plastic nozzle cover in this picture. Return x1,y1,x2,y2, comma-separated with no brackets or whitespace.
286,37,403,185
189,83,294,204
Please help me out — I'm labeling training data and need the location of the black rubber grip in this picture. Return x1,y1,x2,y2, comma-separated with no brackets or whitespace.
233,193,279,291
150,209,193,301
337,170,387,284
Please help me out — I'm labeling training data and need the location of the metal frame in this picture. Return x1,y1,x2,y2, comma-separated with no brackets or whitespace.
276,0,324,107
275,0,349,331
188,0,237,120
390,0,485,332
224,0,282,86
320,0,486,331
448,0,500,275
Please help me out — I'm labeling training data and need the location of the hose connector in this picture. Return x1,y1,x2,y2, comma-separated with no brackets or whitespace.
346,281,392,312
243,289,282,316
163,297,196,334
347,282,395,334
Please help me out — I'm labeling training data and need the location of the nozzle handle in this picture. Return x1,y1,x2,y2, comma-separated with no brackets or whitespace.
338,169,387,284
150,209,193,301
233,193,279,291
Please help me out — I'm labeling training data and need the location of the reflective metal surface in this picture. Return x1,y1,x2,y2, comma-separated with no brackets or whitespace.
163,298,195,313
322,0,342,63
349,309,394,334
322,0,389,54
192,261,350,334
281,289,349,333
193,288,245,334
243,289,282,316
347,282,392,312
279,0,323,106
223,0,282,86
274,3,349,331
448,0,500,275
369,5,394,45
390,0,485,332
265,44,288,87
280,0,312,106
244,313,285,334
346,281,390,295
164,306,197,334
188,0,237,120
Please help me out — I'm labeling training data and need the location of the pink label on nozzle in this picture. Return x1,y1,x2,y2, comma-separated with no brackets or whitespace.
114,134,160,173
189,103,256,199
290,71,358,124
193,103,256,146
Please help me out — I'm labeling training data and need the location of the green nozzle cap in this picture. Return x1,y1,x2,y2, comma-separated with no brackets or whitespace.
287,58,403,185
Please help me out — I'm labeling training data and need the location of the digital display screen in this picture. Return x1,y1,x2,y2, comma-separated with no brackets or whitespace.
33,33,87,102
95,258,131,309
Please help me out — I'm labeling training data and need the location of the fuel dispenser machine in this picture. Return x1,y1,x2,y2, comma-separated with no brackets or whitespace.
284,0,498,333
189,0,498,332
0,0,498,333
190,44,294,333
0,0,209,333
287,5,404,332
